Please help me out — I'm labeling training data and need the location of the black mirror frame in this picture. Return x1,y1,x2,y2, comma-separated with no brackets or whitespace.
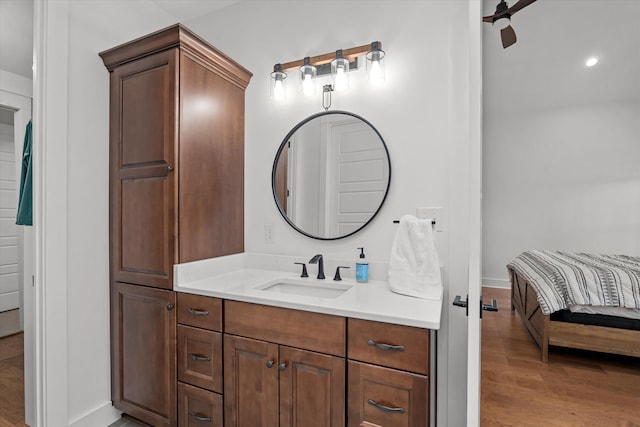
271,110,392,240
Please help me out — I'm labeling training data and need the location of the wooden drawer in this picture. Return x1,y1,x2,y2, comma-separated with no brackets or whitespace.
177,293,222,331
177,325,222,393
178,382,223,427
348,318,429,374
347,361,428,427
225,300,346,357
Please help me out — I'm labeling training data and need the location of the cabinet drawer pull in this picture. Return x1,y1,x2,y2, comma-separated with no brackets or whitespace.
190,353,211,362
266,360,274,368
166,304,174,311
189,411,212,422
367,399,406,414
367,339,405,352
278,362,287,371
188,308,209,316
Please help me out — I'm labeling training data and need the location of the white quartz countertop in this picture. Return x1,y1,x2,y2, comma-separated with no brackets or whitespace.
174,253,442,330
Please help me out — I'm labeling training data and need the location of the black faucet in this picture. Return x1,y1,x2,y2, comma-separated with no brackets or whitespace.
309,254,325,279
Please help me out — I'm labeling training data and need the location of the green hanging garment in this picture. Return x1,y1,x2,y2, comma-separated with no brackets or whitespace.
16,120,32,226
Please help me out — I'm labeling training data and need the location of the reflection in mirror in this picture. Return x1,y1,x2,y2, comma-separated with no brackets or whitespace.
272,111,391,240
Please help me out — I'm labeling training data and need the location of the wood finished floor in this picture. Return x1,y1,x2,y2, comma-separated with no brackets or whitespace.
481,287,640,427
0,332,26,427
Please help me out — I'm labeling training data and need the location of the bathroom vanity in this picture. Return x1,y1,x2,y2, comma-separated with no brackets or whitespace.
172,253,441,427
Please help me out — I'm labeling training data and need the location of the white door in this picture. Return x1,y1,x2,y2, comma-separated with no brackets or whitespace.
325,120,389,236
0,109,20,313
444,2,483,425
467,0,483,424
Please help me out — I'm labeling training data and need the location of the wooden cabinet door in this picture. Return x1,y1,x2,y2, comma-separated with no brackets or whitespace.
279,346,345,427
347,361,428,427
111,282,176,426
224,335,279,427
178,52,245,262
178,382,223,427
109,49,177,289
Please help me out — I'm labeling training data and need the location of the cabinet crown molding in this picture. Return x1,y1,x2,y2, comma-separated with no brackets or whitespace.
99,23,252,89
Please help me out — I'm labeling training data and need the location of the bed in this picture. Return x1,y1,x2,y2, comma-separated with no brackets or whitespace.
507,251,640,362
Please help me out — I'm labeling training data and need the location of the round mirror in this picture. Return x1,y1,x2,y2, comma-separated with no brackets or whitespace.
272,110,391,240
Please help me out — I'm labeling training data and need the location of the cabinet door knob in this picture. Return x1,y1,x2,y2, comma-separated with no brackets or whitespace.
266,360,274,368
189,411,212,422
166,303,175,311
367,399,406,414
367,339,405,352
278,362,287,371
166,165,173,172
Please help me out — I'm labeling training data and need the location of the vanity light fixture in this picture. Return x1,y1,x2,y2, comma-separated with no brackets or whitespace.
270,63,287,101
331,50,350,91
270,41,384,101
366,41,386,86
300,57,317,96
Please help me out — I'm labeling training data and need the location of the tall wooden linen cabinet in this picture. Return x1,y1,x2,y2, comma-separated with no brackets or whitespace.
100,25,252,426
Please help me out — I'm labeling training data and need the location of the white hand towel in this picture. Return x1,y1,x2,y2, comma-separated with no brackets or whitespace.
388,214,443,300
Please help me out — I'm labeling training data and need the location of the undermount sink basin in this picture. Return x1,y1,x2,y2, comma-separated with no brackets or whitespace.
255,278,353,299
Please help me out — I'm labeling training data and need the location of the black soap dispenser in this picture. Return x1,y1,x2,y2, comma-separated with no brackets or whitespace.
356,247,369,283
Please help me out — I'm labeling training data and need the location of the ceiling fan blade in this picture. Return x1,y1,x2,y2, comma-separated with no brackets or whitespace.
508,0,537,16
482,15,495,23
501,25,517,48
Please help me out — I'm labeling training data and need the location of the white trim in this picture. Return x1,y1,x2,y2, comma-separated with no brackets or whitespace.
0,70,33,99
482,277,511,289
466,0,483,425
0,292,20,312
33,0,70,425
68,402,121,427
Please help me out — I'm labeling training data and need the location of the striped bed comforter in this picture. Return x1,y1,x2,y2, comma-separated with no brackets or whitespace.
507,251,640,315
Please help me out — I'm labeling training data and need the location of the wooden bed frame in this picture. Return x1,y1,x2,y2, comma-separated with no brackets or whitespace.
509,268,640,362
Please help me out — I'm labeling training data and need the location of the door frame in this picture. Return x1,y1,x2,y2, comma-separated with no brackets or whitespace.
32,1,70,425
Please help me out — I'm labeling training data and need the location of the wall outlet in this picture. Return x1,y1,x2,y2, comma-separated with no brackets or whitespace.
416,207,444,232
264,223,275,244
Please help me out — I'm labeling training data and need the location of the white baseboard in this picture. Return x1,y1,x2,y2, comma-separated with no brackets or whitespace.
68,401,121,427
482,277,511,289
0,291,20,312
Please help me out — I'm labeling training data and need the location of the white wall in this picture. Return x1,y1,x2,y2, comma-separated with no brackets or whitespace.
185,2,474,425
482,100,640,287
38,1,176,425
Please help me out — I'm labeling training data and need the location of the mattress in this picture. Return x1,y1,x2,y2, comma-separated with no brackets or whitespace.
551,309,640,331
569,304,640,320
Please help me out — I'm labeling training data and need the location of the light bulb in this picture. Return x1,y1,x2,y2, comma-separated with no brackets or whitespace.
366,44,386,86
335,65,348,91
369,60,384,86
273,78,285,101
302,73,315,96
586,57,598,67
270,64,287,101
